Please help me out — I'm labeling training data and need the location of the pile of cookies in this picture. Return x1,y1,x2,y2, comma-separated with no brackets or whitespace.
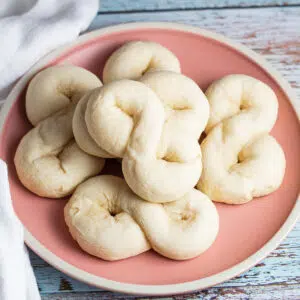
14,41,286,261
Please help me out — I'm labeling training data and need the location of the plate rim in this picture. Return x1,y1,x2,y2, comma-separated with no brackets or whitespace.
0,21,299,296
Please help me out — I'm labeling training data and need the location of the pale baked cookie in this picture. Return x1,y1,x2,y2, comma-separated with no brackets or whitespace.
26,65,102,125
84,79,207,202
102,41,181,83
16,66,105,197
64,175,219,261
14,105,105,198
198,75,286,204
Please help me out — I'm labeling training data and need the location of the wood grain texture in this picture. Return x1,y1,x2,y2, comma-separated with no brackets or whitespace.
98,0,300,12
41,284,300,299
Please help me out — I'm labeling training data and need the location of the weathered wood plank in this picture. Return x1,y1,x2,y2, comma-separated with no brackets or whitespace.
29,221,300,293
98,0,300,12
41,283,300,299
88,6,300,103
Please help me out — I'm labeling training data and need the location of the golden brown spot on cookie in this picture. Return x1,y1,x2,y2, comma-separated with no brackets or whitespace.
162,151,181,163
141,58,154,75
70,207,79,216
115,101,134,117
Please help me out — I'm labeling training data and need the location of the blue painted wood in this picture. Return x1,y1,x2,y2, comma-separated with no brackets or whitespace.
41,284,300,300
98,0,300,12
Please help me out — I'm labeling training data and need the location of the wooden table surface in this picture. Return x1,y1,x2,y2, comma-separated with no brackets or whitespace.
23,0,300,299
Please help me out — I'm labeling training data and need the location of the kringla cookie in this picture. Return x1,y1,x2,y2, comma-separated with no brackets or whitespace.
103,41,181,83
26,65,102,125
198,74,286,204
14,105,105,198
15,64,105,197
84,79,206,202
64,175,219,261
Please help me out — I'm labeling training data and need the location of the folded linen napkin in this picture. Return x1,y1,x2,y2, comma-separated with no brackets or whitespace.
0,0,99,299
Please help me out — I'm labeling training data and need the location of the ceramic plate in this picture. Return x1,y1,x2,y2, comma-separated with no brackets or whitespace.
0,22,299,296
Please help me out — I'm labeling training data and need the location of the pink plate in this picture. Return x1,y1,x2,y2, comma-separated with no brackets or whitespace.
0,23,299,295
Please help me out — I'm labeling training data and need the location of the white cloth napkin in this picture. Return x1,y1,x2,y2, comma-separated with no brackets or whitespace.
0,0,99,299
0,0,99,103
0,161,40,300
